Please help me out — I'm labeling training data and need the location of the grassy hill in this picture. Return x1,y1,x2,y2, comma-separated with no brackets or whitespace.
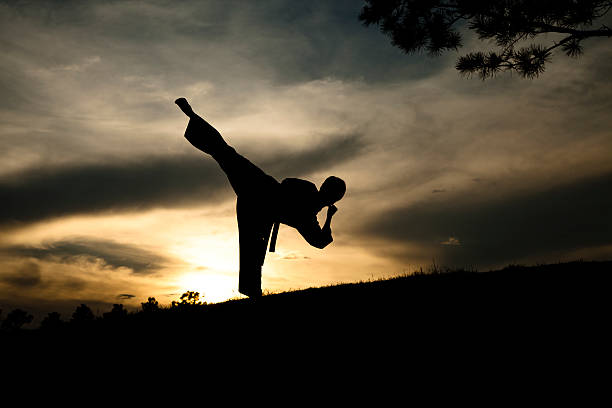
6,260,609,344
3,261,606,394
3,259,610,374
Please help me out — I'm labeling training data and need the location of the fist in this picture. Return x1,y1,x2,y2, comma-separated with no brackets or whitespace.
328,205,338,216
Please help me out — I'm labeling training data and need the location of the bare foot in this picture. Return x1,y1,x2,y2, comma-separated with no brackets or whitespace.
175,97,195,118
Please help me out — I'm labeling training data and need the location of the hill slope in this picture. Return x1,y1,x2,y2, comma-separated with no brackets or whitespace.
13,261,610,350
4,262,612,369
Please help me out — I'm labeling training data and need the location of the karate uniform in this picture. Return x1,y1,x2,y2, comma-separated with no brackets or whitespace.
183,114,332,298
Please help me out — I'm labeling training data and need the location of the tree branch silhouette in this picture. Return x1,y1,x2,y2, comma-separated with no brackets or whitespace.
359,0,612,79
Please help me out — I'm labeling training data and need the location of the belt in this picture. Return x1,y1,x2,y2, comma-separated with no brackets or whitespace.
268,221,280,252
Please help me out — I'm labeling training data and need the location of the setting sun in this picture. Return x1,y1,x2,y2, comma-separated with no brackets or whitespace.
178,271,239,303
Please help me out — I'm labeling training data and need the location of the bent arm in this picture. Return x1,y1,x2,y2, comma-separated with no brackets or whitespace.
299,225,333,249
298,208,335,249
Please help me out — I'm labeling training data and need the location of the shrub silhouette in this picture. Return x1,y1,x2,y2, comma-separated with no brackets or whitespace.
103,304,128,321
141,297,159,313
172,291,206,308
71,304,95,325
1,308,33,332
40,312,64,330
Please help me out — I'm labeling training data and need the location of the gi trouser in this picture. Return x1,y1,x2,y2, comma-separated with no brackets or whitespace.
184,116,279,297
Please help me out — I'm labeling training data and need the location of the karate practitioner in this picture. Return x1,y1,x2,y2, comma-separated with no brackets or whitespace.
176,98,345,297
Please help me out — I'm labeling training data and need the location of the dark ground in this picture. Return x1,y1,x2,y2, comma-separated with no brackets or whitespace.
2,260,610,376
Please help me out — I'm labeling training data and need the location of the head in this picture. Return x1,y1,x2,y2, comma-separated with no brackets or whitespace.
319,176,346,206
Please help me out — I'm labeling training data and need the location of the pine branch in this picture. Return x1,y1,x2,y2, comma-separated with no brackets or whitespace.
361,0,612,79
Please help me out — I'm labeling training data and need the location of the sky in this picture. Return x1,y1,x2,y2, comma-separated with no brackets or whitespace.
1,0,611,322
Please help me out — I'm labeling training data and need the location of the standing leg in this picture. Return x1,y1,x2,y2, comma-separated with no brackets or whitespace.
176,98,279,297
237,198,273,298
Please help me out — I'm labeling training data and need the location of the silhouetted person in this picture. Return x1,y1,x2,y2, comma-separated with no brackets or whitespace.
176,98,346,298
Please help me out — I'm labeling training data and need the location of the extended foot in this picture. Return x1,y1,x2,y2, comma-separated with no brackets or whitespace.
175,97,195,118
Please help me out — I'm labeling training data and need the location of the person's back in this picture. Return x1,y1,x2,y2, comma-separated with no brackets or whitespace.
276,178,320,228
273,176,345,250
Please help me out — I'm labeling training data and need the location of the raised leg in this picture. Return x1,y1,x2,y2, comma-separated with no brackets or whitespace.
176,98,279,298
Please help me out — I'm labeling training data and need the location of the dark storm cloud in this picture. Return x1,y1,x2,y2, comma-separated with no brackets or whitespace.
0,262,42,288
2,237,172,274
0,0,450,89
0,133,363,224
265,133,363,177
363,171,612,268
0,155,226,225
206,0,454,83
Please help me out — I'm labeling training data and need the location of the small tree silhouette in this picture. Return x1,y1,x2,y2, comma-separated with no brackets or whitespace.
1,308,34,332
172,291,206,308
141,297,160,313
71,304,95,325
103,304,128,321
40,312,64,331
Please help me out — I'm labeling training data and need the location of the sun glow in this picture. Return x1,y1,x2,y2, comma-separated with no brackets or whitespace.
178,271,240,303
169,232,242,303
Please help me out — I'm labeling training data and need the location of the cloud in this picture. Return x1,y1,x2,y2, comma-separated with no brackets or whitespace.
441,237,460,246
1,237,173,274
117,294,136,299
0,262,42,288
117,0,451,82
0,0,446,119
361,171,612,268
0,155,226,225
0,133,364,225
281,252,311,260
45,56,102,73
